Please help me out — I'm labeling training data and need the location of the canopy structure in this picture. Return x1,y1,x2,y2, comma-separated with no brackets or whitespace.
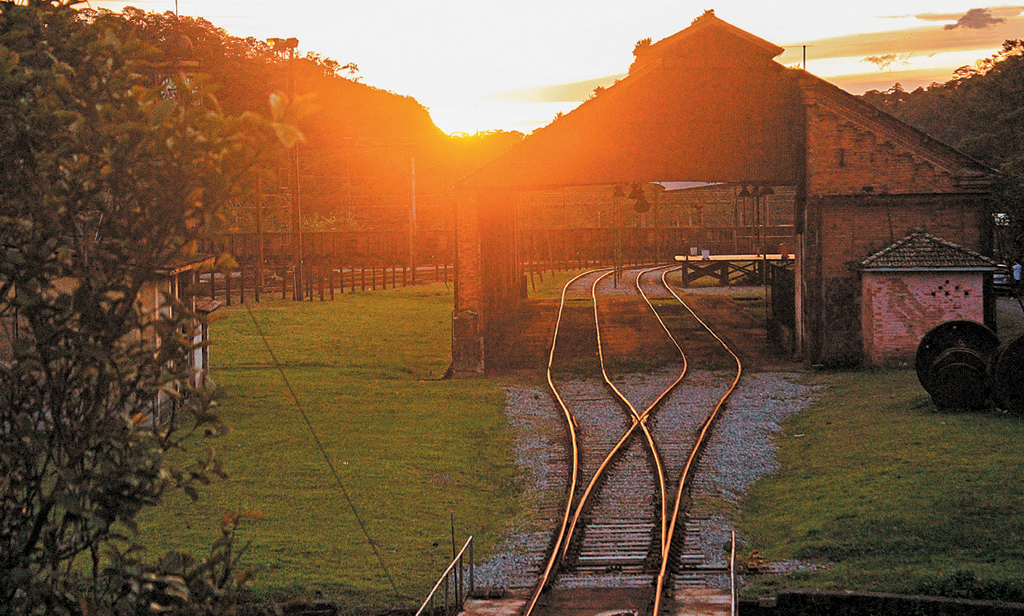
463,11,803,190
450,11,996,376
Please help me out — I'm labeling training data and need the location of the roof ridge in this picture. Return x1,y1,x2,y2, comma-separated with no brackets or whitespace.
860,231,998,270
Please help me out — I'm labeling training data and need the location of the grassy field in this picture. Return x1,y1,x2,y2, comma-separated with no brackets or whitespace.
137,284,516,610
738,301,1024,601
138,274,1024,608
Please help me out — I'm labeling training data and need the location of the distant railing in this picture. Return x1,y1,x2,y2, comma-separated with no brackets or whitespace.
415,536,474,616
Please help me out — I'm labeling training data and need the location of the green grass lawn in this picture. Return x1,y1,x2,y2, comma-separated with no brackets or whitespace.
139,277,1024,608
137,284,517,610
739,302,1024,601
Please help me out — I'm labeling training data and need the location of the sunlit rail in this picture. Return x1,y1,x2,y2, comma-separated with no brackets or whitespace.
653,266,743,616
522,265,744,616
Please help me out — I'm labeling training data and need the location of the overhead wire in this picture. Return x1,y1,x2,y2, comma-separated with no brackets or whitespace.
243,301,406,601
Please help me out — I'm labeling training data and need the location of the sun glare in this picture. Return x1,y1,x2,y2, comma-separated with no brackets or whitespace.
88,0,1020,133
428,100,579,136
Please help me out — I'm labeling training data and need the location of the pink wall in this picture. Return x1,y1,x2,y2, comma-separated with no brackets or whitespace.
861,271,985,365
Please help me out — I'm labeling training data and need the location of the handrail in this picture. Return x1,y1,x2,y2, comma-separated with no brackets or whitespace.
415,536,475,616
730,530,737,616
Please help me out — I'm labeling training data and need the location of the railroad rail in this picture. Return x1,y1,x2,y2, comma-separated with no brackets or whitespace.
522,264,743,616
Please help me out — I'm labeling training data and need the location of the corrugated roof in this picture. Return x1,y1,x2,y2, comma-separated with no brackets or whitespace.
859,232,999,271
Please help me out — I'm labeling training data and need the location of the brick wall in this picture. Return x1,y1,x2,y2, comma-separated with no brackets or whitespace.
804,88,961,198
818,195,988,279
799,81,994,365
455,190,482,315
452,188,521,376
862,271,985,365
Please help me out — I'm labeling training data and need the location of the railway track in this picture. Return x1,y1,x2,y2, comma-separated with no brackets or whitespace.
523,265,743,616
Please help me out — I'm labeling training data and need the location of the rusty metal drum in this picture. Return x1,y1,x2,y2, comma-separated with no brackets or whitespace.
992,335,1024,414
915,320,1000,410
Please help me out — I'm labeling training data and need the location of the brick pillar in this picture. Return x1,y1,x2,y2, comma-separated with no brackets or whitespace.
451,188,484,377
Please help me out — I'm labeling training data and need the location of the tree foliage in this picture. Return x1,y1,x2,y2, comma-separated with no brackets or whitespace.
861,40,1024,261
76,6,523,233
0,1,273,613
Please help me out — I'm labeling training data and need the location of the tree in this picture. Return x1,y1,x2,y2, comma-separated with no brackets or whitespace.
862,40,1024,262
0,1,274,613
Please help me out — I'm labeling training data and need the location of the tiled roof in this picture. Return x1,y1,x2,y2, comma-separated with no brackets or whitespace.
859,232,999,271
155,252,215,276
194,298,223,313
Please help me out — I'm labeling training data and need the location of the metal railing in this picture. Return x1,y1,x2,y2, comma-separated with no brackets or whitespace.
730,530,737,616
415,536,474,616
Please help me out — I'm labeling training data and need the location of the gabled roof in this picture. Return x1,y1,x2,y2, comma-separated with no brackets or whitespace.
461,11,803,190
795,72,995,189
460,11,995,194
634,9,784,72
859,232,999,271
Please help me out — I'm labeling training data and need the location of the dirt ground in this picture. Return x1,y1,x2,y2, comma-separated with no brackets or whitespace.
488,285,803,375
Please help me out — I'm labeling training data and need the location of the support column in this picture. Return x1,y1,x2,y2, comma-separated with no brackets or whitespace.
450,188,484,377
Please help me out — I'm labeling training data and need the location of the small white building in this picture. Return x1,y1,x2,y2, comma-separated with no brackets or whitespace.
859,232,999,366
140,253,221,389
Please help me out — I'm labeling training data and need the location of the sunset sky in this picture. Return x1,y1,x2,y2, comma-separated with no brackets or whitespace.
88,1,1024,134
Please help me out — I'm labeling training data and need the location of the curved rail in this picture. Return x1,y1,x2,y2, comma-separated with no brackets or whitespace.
558,268,678,564
524,265,744,616
559,266,692,564
652,266,743,616
521,269,594,616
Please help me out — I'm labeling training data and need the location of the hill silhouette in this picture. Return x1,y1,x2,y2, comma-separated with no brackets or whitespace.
88,6,523,231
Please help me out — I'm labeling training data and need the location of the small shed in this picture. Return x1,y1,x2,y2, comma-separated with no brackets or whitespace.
859,232,999,366
140,253,219,389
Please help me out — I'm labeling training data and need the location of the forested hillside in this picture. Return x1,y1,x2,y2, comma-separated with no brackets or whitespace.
85,7,524,232
860,40,1024,261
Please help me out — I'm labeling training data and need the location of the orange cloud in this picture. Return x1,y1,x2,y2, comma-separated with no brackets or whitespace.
495,74,625,103
941,8,1007,30
862,53,915,70
913,5,1024,25
778,15,1024,64
829,67,961,94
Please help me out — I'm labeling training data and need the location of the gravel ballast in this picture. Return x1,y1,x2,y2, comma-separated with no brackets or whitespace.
473,370,824,590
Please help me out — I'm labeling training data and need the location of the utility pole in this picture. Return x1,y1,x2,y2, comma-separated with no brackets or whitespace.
409,153,417,284
802,45,814,70
268,37,301,299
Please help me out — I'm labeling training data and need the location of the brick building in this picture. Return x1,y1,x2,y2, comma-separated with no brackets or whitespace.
859,232,1000,366
450,11,996,375
798,78,995,364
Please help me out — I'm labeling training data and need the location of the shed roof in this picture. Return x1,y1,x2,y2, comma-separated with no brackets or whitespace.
154,253,215,276
859,232,999,272
461,10,804,190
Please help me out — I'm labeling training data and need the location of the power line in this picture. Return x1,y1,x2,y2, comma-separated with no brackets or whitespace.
242,302,406,600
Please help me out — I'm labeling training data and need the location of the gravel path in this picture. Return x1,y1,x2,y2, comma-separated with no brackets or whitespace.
473,370,824,590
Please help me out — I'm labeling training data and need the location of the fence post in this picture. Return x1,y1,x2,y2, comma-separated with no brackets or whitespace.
225,270,232,307
319,262,325,301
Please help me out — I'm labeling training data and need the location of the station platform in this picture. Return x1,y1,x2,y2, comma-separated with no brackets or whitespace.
673,253,792,287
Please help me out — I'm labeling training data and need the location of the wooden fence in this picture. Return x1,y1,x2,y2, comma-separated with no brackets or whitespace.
199,225,794,303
